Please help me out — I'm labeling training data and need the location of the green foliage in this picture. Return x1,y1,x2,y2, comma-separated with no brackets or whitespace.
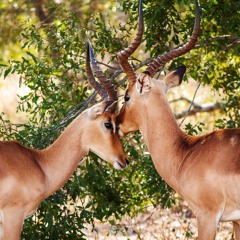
0,3,174,238
0,0,239,239
3,13,89,125
184,122,205,136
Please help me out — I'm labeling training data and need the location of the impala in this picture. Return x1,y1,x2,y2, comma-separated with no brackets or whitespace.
0,44,128,240
89,0,240,239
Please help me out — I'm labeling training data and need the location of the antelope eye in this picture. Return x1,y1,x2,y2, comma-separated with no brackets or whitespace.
104,122,113,130
124,94,130,102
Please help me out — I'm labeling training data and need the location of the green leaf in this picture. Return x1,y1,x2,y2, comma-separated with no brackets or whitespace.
26,51,38,64
3,67,12,79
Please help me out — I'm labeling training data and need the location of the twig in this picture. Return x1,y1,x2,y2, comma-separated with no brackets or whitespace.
96,61,119,71
56,92,97,132
194,36,240,49
179,40,239,127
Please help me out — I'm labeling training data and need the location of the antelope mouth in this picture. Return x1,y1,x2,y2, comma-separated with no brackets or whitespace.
113,159,129,170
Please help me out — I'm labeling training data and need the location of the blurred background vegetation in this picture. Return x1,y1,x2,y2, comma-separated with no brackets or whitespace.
0,0,239,239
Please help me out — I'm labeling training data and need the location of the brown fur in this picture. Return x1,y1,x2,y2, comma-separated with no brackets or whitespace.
118,73,240,240
0,102,127,239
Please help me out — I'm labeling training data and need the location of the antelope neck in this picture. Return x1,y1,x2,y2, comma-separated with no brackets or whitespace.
38,113,87,197
139,92,189,190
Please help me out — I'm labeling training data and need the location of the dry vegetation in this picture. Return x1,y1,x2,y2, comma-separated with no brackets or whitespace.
84,200,234,240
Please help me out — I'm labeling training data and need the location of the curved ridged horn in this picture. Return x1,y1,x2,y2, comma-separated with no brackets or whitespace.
117,0,144,85
86,42,108,100
145,0,200,77
87,41,118,104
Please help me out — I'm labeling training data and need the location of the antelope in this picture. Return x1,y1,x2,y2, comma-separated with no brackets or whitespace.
89,0,240,239
0,44,128,240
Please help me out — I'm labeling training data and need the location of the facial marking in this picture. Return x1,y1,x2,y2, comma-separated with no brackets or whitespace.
107,117,114,132
107,117,117,134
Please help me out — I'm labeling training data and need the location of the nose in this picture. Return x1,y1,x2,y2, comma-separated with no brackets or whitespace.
119,158,129,168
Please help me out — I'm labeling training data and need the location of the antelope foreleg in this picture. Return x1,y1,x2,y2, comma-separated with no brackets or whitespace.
2,208,24,240
197,213,218,240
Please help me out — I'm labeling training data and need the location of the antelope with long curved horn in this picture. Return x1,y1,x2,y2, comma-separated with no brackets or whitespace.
87,40,118,111
0,44,128,239
117,0,240,239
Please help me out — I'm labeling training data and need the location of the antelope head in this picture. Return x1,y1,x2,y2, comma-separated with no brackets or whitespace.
85,41,128,169
117,0,200,136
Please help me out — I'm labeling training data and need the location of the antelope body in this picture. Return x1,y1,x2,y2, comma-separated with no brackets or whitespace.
0,46,128,239
116,0,240,238
118,68,240,239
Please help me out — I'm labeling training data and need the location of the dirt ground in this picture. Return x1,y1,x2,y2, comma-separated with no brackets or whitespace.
84,202,234,240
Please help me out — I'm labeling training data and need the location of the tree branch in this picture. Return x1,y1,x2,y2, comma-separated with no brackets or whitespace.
174,102,222,119
56,92,97,132
31,0,54,24
195,36,240,49
179,40,239,126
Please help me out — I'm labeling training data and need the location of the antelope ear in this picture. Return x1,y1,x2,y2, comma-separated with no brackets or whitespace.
88,103,105,119
136,73,152,94
104,101,118,113
163,65,186,91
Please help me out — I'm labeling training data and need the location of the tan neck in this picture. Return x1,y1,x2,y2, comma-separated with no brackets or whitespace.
139,92,189,190
37,113,87,197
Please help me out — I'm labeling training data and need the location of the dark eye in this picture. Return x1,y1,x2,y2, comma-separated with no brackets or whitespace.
104,122,113,130
124,94,130,102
